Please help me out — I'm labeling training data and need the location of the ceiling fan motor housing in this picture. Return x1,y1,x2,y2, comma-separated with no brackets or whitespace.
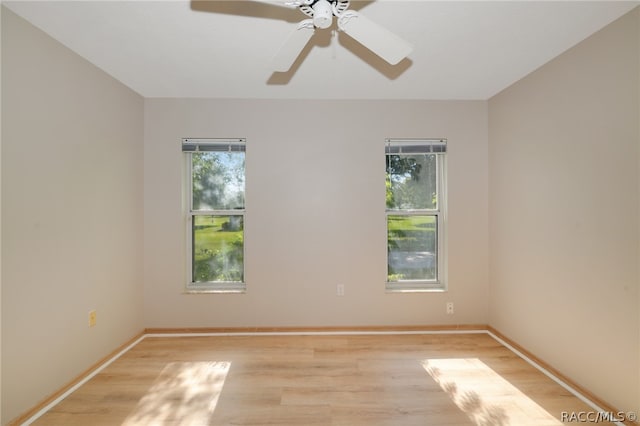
300,0,350,29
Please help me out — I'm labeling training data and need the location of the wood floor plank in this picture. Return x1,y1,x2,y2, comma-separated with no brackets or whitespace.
31,333,615,426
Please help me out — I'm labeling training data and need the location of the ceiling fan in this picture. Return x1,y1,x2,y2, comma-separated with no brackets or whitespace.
219,0,414,72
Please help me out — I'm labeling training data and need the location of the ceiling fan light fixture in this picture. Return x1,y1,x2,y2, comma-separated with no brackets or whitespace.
312,0,333,29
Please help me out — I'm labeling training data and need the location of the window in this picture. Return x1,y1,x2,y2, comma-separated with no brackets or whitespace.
386,139,447,291
183,138,246,292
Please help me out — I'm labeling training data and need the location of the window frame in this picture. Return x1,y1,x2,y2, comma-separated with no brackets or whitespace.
183,138,246,293
385,138,447,292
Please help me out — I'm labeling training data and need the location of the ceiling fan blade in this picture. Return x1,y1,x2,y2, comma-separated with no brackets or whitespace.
250,0,298,9
272,20,315,72
338,11,413,65
191,1,300,22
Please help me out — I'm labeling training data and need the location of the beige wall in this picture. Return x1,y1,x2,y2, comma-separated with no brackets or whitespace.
489,8,639,413
1,9,144,424
144,99,489,328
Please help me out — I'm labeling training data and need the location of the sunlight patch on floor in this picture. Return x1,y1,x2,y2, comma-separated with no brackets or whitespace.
122,361,230,426
422,358,562,426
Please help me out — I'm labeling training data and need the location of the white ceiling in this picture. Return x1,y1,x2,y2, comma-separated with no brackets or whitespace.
3,0,638,99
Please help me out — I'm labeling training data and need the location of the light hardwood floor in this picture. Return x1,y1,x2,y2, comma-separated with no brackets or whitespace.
32,333,613,425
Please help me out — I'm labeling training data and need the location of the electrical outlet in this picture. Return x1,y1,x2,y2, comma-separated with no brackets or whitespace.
336,284,345,296
89,310,97,327
446,302,454,315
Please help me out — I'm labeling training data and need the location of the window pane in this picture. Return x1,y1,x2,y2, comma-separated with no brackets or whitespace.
387,215,436,281
386,154,437,210
192,215,244,283
192,152,245,211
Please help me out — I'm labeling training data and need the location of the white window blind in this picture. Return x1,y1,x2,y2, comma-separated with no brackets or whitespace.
182,138,246,152
385,138,447,154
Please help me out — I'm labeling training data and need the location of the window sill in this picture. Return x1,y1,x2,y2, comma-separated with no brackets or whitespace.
184,285,246,294
385,285,446,293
